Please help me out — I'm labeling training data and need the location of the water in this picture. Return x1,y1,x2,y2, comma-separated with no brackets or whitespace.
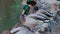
0,0,22,34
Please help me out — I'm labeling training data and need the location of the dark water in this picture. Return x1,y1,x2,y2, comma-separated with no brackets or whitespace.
0,0,23,34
